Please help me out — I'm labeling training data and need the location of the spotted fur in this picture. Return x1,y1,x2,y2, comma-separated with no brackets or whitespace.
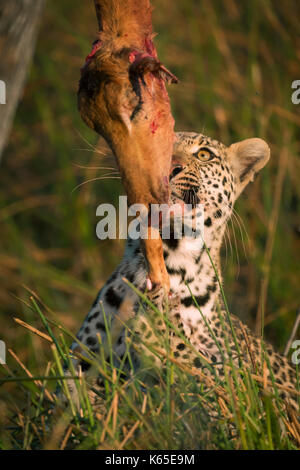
69,132,299,412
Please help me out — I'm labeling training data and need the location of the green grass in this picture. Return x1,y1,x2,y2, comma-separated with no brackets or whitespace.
0,0,299,450
0,288,299,450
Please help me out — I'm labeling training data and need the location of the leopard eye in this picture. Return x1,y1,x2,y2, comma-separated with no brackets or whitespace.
197,148,215,162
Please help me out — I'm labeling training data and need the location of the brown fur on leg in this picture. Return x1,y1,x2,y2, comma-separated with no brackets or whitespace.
144,227,170,291
78,0,177,291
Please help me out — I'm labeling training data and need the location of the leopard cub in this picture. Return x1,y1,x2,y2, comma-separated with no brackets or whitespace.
70,131,299,412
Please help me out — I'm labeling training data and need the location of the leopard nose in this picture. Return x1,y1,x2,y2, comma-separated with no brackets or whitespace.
169,165,183,181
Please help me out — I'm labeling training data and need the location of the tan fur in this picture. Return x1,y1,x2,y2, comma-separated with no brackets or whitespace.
78,1,178,290
94,0,154,47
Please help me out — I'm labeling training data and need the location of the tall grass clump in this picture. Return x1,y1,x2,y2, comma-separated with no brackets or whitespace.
0,285,299,450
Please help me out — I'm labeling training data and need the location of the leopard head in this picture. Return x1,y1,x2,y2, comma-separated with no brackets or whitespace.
169,132,270,233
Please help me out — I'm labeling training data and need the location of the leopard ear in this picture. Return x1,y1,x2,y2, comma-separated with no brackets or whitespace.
229,138,270,194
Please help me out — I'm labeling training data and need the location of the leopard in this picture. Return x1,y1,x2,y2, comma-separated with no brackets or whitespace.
67,131,299,414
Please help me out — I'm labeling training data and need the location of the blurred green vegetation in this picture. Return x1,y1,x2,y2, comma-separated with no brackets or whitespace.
0,0,299,394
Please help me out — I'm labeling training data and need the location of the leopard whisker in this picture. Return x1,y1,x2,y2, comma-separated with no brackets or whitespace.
71,176,121,193
73,163,119,172
74,130,108,156
224,224,233,260
221,200,249,261
229,216,240,278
